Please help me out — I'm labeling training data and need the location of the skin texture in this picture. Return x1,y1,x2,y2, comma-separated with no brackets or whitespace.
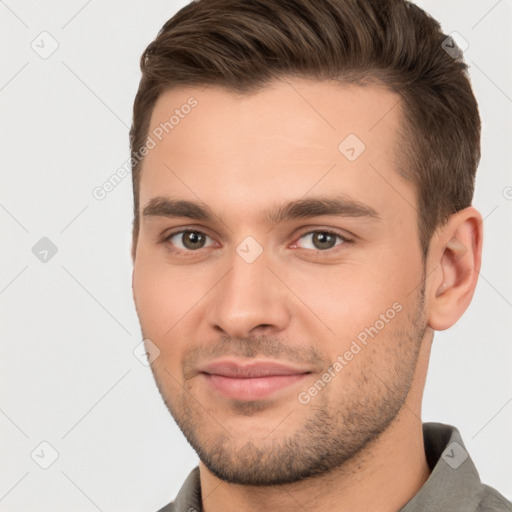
131,78,482,512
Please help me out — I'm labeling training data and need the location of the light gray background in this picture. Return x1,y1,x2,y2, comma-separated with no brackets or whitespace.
1,1,511,510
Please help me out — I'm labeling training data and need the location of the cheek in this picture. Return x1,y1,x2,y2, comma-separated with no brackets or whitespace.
133,263,187,378
133,252,180,339
284,248,419,338
133,247,214,345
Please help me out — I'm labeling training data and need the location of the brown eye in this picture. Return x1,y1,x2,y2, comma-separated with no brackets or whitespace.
182,231,206,249
296,230,345,251
166,230,213,251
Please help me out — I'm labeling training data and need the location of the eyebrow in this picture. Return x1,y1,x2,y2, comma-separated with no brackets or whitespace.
142,196,380,224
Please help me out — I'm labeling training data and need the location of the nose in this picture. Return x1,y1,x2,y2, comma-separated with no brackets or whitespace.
206,249,291,339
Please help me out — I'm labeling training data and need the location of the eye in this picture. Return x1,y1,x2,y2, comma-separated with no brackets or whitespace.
294,230,347,251
165,230,216,251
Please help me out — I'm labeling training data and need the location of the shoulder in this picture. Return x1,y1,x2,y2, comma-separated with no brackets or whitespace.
154,467,202,512
476,484,512,512
156,502,199,512
155,503,175,512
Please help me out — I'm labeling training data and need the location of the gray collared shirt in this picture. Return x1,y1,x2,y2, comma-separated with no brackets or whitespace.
157,422,511,511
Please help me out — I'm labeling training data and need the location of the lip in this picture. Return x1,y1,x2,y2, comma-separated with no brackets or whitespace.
199,359,311,401
200,360,310,378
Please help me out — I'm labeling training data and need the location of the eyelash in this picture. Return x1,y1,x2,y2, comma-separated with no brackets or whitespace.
161,228,352,255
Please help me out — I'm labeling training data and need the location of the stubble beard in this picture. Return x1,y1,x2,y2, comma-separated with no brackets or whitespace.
146,282,427,486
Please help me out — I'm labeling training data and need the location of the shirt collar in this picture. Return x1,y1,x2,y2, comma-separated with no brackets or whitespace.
400,422,482,511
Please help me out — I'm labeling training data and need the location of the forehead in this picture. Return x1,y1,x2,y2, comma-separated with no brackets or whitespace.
139,78,410,221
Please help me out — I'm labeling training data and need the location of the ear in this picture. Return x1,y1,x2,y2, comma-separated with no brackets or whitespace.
131,237,136,263
427,207,483,331
131,221,139,263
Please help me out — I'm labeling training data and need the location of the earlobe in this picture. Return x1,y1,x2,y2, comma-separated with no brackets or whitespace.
428,207,483,331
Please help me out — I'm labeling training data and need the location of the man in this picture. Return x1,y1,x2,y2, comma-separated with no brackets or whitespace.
129,0,511,510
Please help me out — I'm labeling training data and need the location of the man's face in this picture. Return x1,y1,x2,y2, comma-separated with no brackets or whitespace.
132,79,429,485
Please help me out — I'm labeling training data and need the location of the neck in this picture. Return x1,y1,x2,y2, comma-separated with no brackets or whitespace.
199,410,430,512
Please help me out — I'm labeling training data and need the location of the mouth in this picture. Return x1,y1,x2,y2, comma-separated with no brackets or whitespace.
198,359,312,401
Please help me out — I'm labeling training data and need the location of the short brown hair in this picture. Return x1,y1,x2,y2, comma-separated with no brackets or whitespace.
130,0,480,257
